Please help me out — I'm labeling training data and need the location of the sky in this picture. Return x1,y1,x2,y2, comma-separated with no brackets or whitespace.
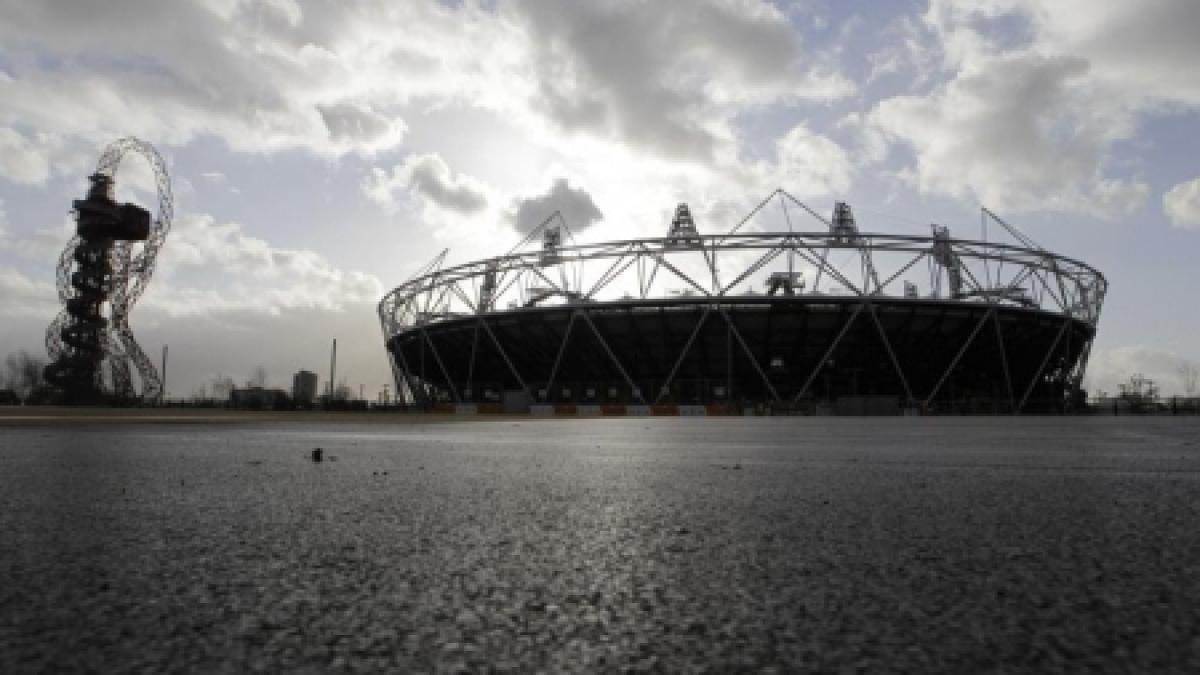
0,0,1198,399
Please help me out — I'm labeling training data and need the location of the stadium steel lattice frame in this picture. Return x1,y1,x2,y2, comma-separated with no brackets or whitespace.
378,190,1106,413
44,137,174,403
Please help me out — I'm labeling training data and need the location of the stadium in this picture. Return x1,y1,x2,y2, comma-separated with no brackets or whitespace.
378,190,1106,415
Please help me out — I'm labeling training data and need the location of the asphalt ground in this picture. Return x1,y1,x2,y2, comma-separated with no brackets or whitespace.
1,416,1199,672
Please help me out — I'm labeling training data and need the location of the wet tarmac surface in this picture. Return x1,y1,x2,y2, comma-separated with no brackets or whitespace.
2,416,1199,672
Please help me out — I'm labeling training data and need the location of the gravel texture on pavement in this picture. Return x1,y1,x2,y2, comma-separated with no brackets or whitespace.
2,416,1199,672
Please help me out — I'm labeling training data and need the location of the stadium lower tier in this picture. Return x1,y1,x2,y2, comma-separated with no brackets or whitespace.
386,297,1094,413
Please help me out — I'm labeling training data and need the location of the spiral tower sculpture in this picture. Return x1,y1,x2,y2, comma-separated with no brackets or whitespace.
44,138,174,403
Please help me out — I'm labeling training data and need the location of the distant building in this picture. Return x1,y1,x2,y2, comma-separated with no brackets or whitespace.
292,370,318,406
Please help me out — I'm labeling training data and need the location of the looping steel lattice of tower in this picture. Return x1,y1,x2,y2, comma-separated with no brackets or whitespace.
43,138,174,403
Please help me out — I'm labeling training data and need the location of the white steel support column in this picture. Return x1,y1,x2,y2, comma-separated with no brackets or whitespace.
923,307,995,407
864,301,914,403
654,306,712,404
717,308,782,403
543,311,578,399
390,337,426,406
577,308,647,404
991,311,1016,413
419,326,460,403
478,318,531,398
465,320,481,401
793,304,865,403
1017,318,1073,412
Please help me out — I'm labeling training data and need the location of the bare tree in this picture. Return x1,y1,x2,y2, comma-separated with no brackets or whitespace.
246,366,268,389
3,351,47,402
211,374,235,399
1118,373,1158,409
1178,362,1199,396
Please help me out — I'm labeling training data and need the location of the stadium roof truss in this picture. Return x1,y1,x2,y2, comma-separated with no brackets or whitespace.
379,190,1106,411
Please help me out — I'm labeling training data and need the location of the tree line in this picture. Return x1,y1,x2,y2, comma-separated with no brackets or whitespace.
1,350,50,404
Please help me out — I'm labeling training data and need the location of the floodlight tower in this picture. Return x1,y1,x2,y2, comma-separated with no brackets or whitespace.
665,203,703,248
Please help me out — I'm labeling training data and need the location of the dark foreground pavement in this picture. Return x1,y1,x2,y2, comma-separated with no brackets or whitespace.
1,417,1199,672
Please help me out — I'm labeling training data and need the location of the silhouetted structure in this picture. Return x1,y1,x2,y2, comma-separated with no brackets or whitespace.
379,192,1106,414
43,138,174,404
292,370,319,407
230,387,290,410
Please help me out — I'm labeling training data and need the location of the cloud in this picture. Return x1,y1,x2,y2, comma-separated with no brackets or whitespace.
0,267,57,320
986,0,1200,105
316,101,406,147
771,124,853,198
364,153,489,215
509,178,603,234
0,128,54,185
0,207,382,319
1163,178,1200,230
863,15,940,89
0,0,857,202
0,221,72,264
508,0,852,161
150,212,383,316
868,51,1147,216
0,199,75,263
857,1,1200,217
0,0,421,172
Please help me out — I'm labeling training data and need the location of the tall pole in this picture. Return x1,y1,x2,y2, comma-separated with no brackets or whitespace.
329,338,337,400
727,322,733,410
161,344,168,405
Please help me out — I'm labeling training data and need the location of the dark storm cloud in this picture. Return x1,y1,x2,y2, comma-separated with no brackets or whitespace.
511,179,603,234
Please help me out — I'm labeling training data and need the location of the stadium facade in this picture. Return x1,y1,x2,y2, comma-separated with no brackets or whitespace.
378,191,1105,414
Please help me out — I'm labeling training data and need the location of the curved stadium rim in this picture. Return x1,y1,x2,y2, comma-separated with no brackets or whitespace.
377,200,1107,412
380,231,1105,326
